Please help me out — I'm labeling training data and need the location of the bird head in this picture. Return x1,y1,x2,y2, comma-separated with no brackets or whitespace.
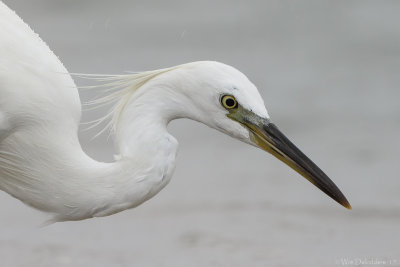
102,61,350,209
166,61,351,209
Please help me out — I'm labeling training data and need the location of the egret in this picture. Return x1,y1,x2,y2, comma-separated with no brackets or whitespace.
0,2,350,223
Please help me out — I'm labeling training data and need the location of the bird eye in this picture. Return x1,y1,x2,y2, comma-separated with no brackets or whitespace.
221,95,238,109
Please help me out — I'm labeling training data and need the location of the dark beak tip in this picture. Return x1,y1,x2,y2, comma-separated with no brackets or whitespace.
335,194,351,210
343,200,352,210
330,190,352,210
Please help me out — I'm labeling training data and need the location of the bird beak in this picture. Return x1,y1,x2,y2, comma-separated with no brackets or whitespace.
227,108,351,209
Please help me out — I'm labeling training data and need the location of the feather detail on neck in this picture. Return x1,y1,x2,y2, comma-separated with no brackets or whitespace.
75,66,179,137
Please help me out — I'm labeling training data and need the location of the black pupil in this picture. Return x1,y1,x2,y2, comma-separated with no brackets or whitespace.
225,98,235,107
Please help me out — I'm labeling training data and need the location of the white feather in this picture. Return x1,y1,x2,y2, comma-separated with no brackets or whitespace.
0,2,268,222
77,66,179,137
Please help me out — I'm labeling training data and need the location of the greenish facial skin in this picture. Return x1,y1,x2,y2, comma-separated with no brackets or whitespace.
225,101,351,210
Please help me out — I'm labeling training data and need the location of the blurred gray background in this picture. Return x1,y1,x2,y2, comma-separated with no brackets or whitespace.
1,0,400,266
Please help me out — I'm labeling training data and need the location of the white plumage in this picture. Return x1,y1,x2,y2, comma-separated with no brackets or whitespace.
0,2,351,222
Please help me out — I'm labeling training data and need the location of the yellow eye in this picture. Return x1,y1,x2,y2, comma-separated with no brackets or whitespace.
221,95,238,109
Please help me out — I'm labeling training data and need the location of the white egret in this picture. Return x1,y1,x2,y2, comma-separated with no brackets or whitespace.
0,2,350,222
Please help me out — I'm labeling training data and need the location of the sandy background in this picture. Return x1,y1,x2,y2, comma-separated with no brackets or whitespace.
1,1,400,266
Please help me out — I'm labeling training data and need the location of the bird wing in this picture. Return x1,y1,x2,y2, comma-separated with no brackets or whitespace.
0,2,81,140
0,3,88,216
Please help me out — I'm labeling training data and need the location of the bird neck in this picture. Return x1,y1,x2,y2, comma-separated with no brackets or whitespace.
115,107,172,159
114,87,180,159
0,89,180,222
92,88,180,218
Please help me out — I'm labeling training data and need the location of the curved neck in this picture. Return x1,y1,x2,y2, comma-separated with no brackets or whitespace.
0,88,181,222
0,2,183,222
115,86,181,158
